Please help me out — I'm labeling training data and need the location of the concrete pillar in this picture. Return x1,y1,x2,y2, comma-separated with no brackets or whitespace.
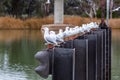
106,0,110,26
54,0,64,24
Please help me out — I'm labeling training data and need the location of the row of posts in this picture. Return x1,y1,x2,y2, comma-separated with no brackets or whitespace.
35,23,111,80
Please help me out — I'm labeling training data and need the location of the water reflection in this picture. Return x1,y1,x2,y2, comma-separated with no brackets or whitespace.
112,29,120,80
0,30,51,80
0,29,120,80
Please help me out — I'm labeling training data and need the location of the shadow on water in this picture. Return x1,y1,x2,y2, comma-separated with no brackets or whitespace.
0,29,120,80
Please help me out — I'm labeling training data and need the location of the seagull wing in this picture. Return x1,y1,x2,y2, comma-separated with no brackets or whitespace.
44,35,53,44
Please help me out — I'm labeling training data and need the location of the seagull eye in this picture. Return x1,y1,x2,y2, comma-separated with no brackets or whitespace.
41,28,45,32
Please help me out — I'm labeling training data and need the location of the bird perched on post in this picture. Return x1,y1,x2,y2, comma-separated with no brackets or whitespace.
42,27,57,45
63,26,70,37
79,27,85,33
56,29,64,43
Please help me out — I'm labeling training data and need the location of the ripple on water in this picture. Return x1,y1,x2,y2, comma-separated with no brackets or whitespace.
0,69,28,80
112,75,120,80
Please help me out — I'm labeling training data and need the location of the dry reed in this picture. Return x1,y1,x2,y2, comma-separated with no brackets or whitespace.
0,16,119,29
0,17,24,29
109,18,120,29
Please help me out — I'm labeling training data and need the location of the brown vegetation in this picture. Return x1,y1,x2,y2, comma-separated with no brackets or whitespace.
64,16,100,26
0,17,54,30
0,16,119,29
109,18,120,29
0,17,24,29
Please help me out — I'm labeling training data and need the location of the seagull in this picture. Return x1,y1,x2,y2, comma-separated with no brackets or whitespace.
82,24,88,32
42,27,57,45
63,26,70,37
74,26,80,34
79,27,85,33
49,31,58,45
88,22,98,29
67,28,74,36
56,29,64,42
85,24,92,32
93,22,99,28
42,27,49,42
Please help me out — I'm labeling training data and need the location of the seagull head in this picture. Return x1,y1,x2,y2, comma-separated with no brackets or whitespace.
59,29,63,33
74,26,79,29
42,27,49,31
65,26,70,31
50,31,56,35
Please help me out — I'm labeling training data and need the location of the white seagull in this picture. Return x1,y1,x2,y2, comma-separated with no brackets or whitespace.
56,29,64,42
73,26,80,34
67,28,73,36
43,27,57,45
82,24,88,32
63,26,70,37
79,27,85,33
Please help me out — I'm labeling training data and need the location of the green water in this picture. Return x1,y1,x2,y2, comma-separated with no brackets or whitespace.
112,29,120,80
0,30,51,80
0,30,119,80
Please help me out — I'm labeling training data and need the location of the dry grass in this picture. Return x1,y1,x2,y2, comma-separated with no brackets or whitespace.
64,16,100,26
0,17,24,29
24,17,53,29
0,16,119,29
109,18,120,29
0,16,54,29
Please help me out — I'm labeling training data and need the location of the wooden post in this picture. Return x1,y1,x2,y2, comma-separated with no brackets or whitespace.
100,0,106,25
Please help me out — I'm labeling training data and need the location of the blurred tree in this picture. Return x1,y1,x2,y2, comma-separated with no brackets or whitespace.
11,0,25,17
109,0,120,19
64,0,83,15
110,0,113,19
1,0,12,16
26,0,37,18
80,0,100,19
0,0,119,18
0,1,4,15
35,0,45,17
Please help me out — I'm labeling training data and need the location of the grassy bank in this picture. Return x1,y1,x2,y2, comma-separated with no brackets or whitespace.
0,16,119,29
0,17,53,29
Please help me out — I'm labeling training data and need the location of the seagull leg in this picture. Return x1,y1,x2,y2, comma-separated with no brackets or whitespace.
47,44,54,49
69,36,73,40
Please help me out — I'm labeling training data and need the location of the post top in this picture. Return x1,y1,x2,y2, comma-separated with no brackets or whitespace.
46,0,50,4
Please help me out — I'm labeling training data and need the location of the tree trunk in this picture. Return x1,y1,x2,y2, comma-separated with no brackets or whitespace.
110,0,113,19
92,3,97,18
85,7,93,21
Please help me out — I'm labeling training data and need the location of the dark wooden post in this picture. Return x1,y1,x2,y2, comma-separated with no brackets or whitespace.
100,0,106,26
